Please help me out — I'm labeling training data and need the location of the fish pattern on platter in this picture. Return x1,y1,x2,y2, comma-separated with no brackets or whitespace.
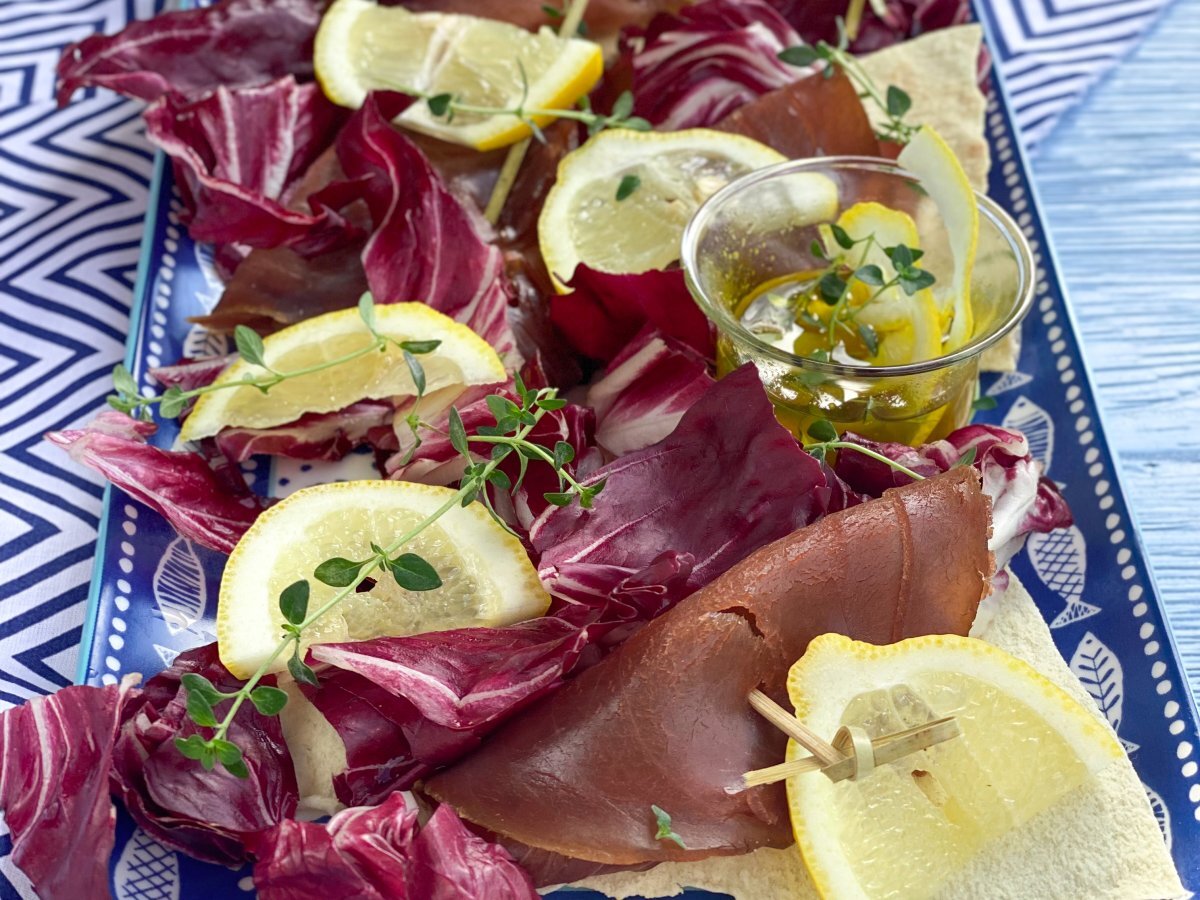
1001,395,1054,473
986,371,1034,396
1028,526,1101,628
1069,631,1139,752
181,324,228,361
1145,784,1173,852
152,538,208,635
114,829,180,900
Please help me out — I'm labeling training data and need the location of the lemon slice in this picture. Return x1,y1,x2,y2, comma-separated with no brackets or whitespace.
315,0,603,151
787,633,1123,900
218,481,550,678
538,128,789,290
820,202,941,366
898,127,979,352
180,303,505,443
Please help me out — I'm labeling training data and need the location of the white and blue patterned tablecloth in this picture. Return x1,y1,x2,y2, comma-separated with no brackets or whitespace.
0,0,1196,875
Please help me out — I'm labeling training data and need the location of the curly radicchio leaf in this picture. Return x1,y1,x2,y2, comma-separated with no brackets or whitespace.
251,794,537,900
332,93,518,362
150,354,234,393
550,265,713,364
614,0,804,129
111,644,299,866
45,412,265,554
0,676,140,899
586,327,713,457
144,78,352,253
56,0,325,106
833,424,1073,570
215,400,397,463
531,365,856,615
769,0,970,53
303,618,590,807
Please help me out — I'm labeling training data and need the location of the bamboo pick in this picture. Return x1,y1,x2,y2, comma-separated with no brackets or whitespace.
747,689,841,767
482,0,591,224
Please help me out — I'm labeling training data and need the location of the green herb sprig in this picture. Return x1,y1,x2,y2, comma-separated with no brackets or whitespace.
803,418,927,481
651,805,687,849
172,374,602,777
801,228,935,362
777,40,917,145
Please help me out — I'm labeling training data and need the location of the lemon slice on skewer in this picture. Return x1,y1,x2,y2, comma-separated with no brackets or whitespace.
786,633,1123,899
315,0,603,151
179,303,505,442
538,128,795,291
218,481,550,679
897,126,980,353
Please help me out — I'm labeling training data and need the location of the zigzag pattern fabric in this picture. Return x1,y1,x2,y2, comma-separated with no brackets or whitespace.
0,0,1177,896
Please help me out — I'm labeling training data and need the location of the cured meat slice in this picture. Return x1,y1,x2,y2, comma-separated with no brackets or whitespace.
426,468,990,878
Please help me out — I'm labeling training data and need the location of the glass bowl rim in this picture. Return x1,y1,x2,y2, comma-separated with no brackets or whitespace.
680,155,1036,378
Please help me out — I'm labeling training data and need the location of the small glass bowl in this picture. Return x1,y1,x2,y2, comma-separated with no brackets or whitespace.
681,157,1034,445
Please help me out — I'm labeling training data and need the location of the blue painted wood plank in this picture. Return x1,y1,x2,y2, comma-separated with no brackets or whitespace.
1033,0,1200,702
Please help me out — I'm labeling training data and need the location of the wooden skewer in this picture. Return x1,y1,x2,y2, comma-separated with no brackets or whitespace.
742,688,962,790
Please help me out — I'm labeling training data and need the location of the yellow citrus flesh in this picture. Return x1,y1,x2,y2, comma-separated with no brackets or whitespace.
180,303,505,442
218,481,550,679
538,128,789,290
315,0,603,150
897,127,980,353
787,633,1123,900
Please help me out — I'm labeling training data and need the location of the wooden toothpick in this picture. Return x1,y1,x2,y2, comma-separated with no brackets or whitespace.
741,689,961,789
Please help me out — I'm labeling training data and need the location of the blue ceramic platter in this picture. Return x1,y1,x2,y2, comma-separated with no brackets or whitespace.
78,13,1200,900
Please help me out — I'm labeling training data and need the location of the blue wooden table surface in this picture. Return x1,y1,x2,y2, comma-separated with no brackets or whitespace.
1032,0,1200,702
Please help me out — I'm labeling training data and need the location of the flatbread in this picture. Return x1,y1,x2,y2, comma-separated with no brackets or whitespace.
569,572,1183,899
858,25,1020,373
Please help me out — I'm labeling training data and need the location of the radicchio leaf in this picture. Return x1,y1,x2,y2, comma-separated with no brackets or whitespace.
0,676,140,900
251,794,537,900
833,424,1073,570
550,265,713,364
586,327,713,457
150,354,234,393
45,412,265,554
111,644,299,866
215,400,397,463
144,78,352,254
531,365,854,618
303,617,590,807
769,0,970,54
615,0,803,129
333,93,518,362
56,0,325,106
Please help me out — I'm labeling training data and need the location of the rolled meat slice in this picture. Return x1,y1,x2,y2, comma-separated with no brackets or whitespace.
425,467,991,880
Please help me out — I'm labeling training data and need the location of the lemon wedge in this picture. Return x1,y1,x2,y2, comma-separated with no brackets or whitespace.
538,128,788,290
820,202,942,366
897,127,979,352
218,481,550,678
787,633,1123,900
315,0,603,151
180,303,505,443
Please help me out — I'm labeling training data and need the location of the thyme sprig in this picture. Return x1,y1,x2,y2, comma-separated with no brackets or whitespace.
778,40,917,144
795,228,935,364
173,376,602,777
392,74,651,144
802,418,926,480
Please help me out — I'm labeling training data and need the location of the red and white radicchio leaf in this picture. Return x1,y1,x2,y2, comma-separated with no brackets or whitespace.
333,93,518,364
251,794,537,900
216,400,397,463
0,676,140,900
620,0,804,129
586,327,714,457
111,644,299,866
303,617,590,807
531,365,853,617
144,78,352,254
45,412,266,554
55,0,325,106
833,424,1073,570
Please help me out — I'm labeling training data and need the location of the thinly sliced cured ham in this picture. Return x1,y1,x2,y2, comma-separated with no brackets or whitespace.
426,468,991,881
